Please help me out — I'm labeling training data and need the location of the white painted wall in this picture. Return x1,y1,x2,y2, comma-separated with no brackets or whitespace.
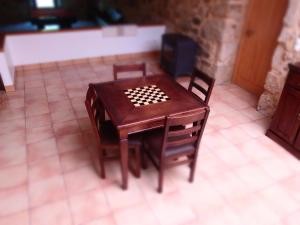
6,25,165,66
0,53,13,86
0,25,165,87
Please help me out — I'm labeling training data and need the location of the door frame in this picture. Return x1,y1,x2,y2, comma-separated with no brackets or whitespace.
232,0,288,96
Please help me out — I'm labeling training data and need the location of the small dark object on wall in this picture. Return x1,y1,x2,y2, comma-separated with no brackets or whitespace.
160,33,198,78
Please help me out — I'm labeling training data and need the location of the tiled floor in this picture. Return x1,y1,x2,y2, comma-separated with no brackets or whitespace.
0,54,300,225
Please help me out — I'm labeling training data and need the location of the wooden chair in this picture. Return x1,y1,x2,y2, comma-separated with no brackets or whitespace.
113,63,146,80
142,108,209,193
85,84,142,179
188,68,215,104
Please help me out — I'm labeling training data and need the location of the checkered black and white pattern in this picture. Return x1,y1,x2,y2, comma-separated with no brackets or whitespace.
124,85,170,107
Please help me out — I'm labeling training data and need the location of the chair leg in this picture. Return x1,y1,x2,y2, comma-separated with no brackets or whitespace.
141,149,148,169
99,148,106,179
158,162,164,193
128,147,141,178
134,147,141,178
189,157,197,183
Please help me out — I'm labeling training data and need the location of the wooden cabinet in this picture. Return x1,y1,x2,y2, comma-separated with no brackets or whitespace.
267,63,300,157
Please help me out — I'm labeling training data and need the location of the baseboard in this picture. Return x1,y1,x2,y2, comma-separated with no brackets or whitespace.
5,85,15,92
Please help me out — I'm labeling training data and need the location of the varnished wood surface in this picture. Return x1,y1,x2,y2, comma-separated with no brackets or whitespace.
93,74,208,189
232,0,288,95
94,75,208,133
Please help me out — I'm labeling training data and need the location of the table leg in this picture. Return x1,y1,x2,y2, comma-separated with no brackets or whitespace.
119,137,129,190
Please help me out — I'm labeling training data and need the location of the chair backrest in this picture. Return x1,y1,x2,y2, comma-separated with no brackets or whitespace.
160,108,209,158
85,84,105,140
113,63,146,80
188,68,215,104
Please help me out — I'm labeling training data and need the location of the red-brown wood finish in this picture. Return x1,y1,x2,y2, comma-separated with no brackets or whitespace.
188,68,215,105
143,108,209,193
85,84,142,180
113,63,146,80
267,63,300,159
93,75,208,189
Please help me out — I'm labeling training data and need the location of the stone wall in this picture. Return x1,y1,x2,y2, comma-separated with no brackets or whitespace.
258,0,300,115
110,0,248,84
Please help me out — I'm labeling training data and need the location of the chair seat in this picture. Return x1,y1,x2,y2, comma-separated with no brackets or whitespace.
100,120,142,147
144,128,195,158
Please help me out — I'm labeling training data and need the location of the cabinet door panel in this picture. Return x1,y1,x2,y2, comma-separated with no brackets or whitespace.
294,132,300,150
274,87,300,143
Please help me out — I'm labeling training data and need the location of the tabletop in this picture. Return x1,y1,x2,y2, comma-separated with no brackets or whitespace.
93,75,208,134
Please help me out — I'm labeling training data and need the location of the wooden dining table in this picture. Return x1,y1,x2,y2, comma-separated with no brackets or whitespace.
93,74,208,190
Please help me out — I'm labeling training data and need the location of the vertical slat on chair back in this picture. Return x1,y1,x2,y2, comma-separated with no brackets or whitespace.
188,69,215,104
161,109,208,155
85,84,105,139
113,63,146,80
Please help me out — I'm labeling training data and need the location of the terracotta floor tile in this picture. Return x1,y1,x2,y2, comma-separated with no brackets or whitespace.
0,107,25,123
29,175,66,207
27,137,58,162
53,119,81,136
0,164,27,189
0,146,27,168
212,145,252,169
24,80,44,89
234,163,275,191
56,133,86,153
77,117,92,131
202,131,235,150
207,170,251,201
44,78,64,88
219,126,252,144
240,107,266,121
25,101,49,117
0,185,28,217
47,92,69,103
30,200,72,225
283,210,300,225
238,120,267,138
113,203,159,225
257,184,300,216
148,192,196,225
0,131,26,150
280,174,300,202
26,125,54,144
63,165,105,195
206,114,233,130
25,114,52,129
59,150,91,172
83,215,116,225
257,157,296,181
2,98,24,109
1,57,299,225
28,156,61,182
238,139,275,161
196,152,231,178
196,204,241,225
229,194,280,225
0,118,25,136
50,108,76,124
104,179,145,210
137,168,178,200
49,99,73,113
0,211,29,225
69,188,110,224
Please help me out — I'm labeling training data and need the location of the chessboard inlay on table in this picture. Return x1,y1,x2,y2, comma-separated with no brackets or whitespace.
124,85,170,107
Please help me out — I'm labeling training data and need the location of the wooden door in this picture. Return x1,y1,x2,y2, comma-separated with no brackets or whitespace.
232,0,288,95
